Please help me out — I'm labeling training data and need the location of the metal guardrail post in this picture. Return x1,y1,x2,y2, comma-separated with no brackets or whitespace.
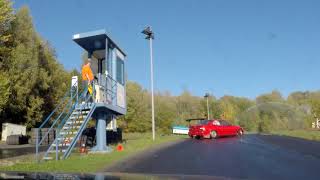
115,82,118,106
76,85,79,103
56,129,58,160
36,129,39,163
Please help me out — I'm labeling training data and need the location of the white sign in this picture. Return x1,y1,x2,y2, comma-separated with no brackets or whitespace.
73,34,80,39
71,76,78,87
117,83,125,108
172,128,189,135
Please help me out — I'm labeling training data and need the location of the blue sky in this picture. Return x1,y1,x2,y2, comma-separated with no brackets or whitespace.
13,0,320,99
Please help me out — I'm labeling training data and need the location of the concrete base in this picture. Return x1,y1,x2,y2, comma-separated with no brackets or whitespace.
89,146,113,153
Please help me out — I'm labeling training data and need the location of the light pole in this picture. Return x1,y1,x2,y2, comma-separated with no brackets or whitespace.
204,93,210,120
142,26,155,141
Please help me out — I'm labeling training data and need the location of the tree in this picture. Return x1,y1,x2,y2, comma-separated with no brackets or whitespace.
4,7,41,127
175,90,202,125
287,91,310,106
0,0,14,114
258,113,272,133
256,90,283,104
0,0,15,64
0,6,73,128
0,71,10,114
119,81,150,132
218,96,253,125
239,111,259,131
219,97,237,124
154,93,177,134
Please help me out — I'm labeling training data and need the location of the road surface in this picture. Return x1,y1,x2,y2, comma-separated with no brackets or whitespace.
106,134,320,180
0,144,47,159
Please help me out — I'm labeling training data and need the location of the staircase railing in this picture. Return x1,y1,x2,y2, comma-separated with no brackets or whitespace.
103,75,118,106
35,82,81,161
62,103,96,159
36,75,123,161
40,87,90,160
53,87,95,160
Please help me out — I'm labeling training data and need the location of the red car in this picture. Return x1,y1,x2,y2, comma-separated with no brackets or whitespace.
188,119,244,139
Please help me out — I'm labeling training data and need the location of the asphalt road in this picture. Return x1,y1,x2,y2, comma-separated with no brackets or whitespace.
107,134,320,180
0,145,47,159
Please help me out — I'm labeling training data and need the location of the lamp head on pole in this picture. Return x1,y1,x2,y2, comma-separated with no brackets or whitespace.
204,93,210,98
142,26,154,40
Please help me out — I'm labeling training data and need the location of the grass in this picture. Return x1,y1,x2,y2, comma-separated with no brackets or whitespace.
271,129,320,141
0,133,185,173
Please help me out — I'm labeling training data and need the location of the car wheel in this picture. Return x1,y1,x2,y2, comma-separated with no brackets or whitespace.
210,131,218,139
237,130,243,136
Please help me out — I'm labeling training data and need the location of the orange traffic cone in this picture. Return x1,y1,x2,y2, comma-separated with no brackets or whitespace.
80,143,87,154
116,144,124,151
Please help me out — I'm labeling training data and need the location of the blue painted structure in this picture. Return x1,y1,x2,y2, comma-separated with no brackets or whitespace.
73,29,126,153
36,29,126,160
172,125,189,135
172,126,189,130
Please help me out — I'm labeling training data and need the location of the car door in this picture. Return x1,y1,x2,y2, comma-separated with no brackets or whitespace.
210,120,224,136
228,125,238,135
219,120,232,136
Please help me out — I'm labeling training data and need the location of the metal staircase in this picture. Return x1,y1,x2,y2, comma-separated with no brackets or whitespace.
36,74,125,162
44,104,96,160
36,83,96,161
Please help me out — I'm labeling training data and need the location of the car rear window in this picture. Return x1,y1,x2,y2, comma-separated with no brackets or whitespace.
219,120,231,126
198,120,209,125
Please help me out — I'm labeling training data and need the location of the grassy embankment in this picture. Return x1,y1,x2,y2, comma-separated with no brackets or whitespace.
0,133,185,173
271,129,320,141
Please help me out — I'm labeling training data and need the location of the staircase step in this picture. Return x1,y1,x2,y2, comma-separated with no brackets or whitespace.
57,137,74,141
66,120,84,124
43,156,53,160
72,111,89,115
51,143,70,147
70,116,86,119
63,126,81,130
49,149,66,153
72,111,89,114
77,103,92,107
59,131,77,135
71,115,87,118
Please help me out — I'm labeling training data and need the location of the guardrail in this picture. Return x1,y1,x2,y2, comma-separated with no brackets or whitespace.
105,75,118,106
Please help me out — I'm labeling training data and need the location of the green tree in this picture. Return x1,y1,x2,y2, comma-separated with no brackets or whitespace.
258,114,272,133
154,92,177,134
218,96,253,125
1,6,72,128
0,0,15,64
0,0,14,114
287,91,310,106
0,71,10,114
119,81,150,132
5,7,41,127
175,90,202,125
256,90,283,104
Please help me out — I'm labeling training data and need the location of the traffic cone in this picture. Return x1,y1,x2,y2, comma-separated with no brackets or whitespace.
80,143,87,154
116,144,124,151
